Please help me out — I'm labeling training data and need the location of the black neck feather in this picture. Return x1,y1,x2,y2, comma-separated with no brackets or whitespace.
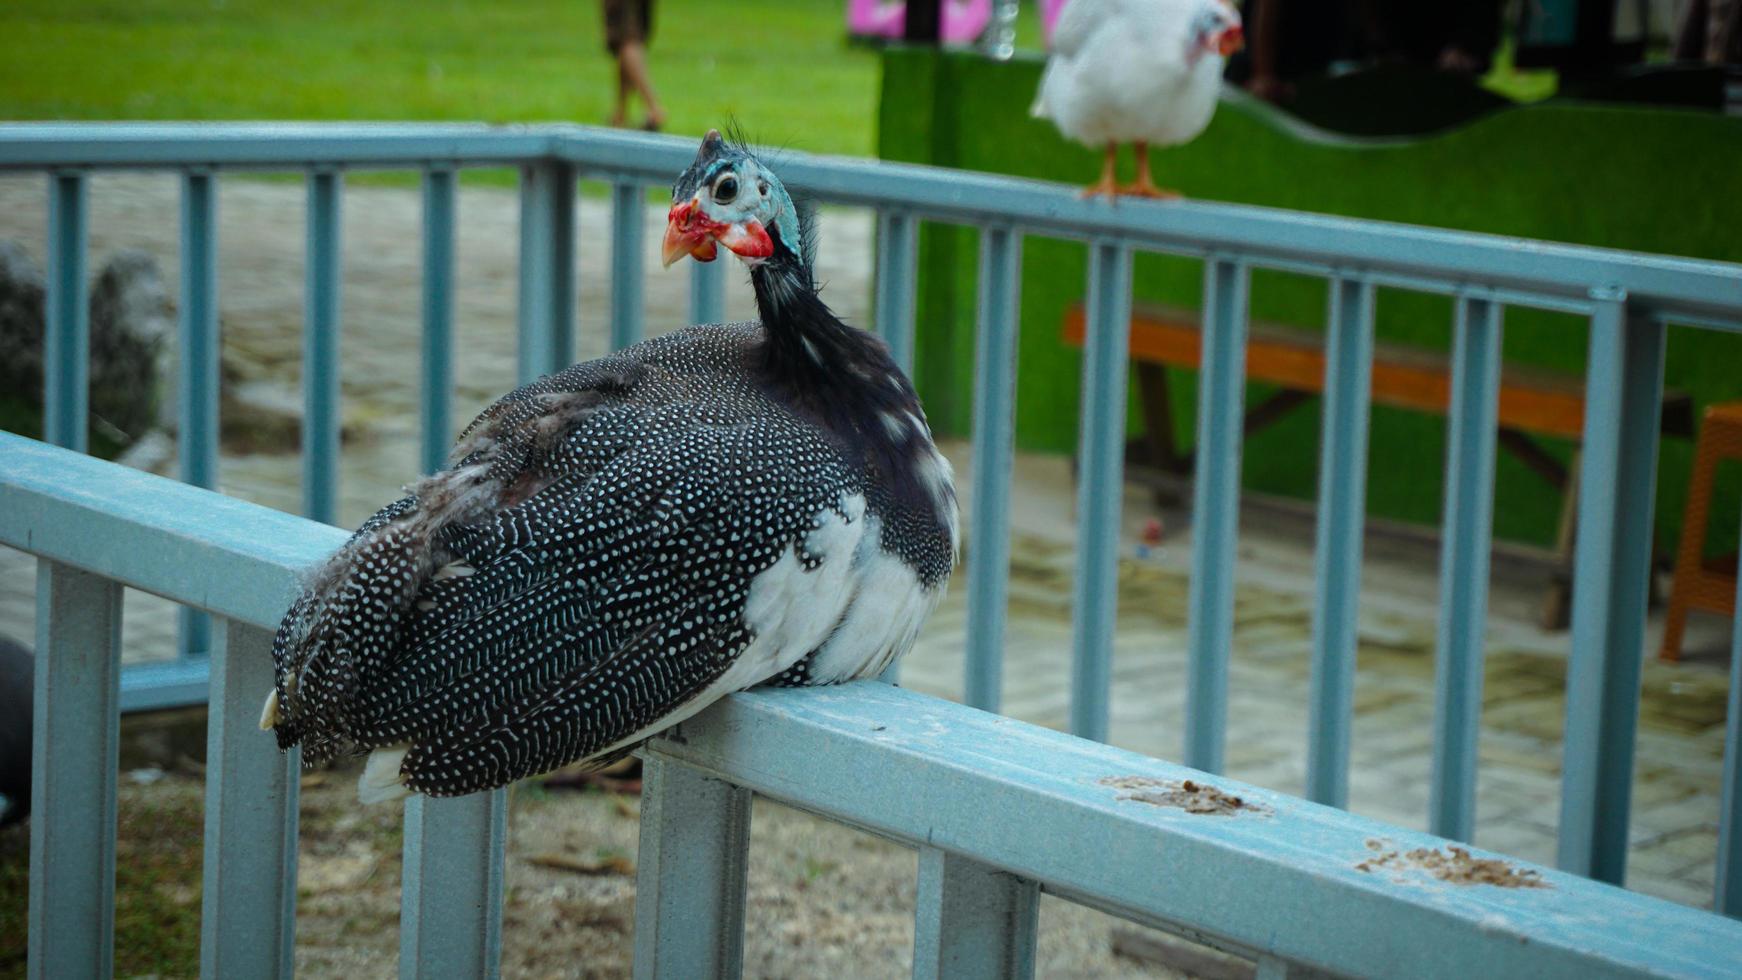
749,236,950,528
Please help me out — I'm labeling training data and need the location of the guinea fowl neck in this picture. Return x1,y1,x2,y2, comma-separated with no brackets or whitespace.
749,242,894,396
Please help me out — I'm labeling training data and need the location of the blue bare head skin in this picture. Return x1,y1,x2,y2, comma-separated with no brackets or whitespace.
664,129,803,268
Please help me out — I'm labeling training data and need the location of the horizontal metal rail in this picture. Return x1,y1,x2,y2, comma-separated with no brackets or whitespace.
1,123,1738,326
646,681,1742,979
8,431,1742,979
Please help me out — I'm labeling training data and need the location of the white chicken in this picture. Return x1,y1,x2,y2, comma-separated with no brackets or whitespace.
1032,0,1244,198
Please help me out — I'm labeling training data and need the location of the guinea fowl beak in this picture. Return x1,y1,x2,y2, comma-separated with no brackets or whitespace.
662,198,777,268
1218,25,1244,57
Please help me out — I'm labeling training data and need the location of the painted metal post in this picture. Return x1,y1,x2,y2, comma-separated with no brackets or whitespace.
1557,290,1664,883
516,161,576,383
965,226,1022,713
611,180,646,351
401,789,509,980
875,209,918,685
29,561,121,980
44,171,89,452
873,210,919,373
913,847,1039,980
179,169,220,660
1428,296,1503,842
1304,277,1376,808
1184,258,1251,773
689,255,725,326
633,755,752,980
200,620,299,979
420,166,457,475
303,168,343,525
1069,241,1133,742
1716,499,1742,918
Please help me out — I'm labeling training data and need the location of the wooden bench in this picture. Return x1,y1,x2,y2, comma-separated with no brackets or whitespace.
1062,301,1695,627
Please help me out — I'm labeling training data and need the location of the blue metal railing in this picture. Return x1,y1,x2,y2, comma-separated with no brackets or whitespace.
4,123,1742,921
7,430,1742,977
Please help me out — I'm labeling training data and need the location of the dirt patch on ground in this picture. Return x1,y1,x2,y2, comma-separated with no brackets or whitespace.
1100,777,1271,817
1356,839,1549,889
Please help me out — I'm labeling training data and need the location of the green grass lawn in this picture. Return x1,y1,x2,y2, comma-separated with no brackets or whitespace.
0,0,885,158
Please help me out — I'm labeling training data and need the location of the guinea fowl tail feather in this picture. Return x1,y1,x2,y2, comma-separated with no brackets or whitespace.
267,459,508,765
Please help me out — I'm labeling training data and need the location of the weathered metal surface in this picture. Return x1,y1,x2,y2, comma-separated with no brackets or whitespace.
1069,240,1132,742
200,620,299,979
965,225,1022,713
1305,277,1376,808
2,124,1736,327
0,431,345,629
633,756,752,980
401,790,508,980
303,168,343,526
650,682,1742,980
1184,257,1250,774
516,161,576,383
44,171,88,453
610,180,646,352
1557,295,1665,883
913,846,1038,980
1429,295,1504,843
30,560,121,980
178,169,219,661
421,166,457,476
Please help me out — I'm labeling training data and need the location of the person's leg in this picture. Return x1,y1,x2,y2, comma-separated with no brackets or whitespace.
611,53,630,127
618,40,665,129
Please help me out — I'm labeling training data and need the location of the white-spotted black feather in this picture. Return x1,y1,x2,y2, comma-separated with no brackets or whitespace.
269,132,956,800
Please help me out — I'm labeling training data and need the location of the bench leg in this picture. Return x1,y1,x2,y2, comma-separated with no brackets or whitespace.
1539,450,1581,630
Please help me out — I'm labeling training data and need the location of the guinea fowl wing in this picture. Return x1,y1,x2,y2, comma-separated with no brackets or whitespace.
270,325,871,800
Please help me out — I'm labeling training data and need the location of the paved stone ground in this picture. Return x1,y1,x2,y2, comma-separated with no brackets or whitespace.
0,173,1731,949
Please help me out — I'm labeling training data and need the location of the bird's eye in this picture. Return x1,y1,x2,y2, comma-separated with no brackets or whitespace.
758,180,769,197
713,175,739,204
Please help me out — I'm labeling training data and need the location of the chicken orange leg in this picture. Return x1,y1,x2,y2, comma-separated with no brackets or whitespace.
1082,143,1119,199
1123,142,1180,199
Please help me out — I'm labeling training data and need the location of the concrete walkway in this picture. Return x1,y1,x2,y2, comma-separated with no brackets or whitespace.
0,173,1730,915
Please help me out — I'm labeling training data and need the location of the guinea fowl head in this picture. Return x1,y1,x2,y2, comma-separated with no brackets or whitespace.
662,129,803,271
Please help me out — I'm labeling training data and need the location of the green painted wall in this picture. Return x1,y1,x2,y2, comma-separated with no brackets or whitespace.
878,48,1742,553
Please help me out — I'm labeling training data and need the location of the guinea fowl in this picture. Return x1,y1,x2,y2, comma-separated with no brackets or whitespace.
1032,0,1244,198
263,131,958,802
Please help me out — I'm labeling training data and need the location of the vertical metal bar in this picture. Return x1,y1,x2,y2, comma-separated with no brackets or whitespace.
401,789,509,979
179,169,220,660
420,166,457,475
1719,498,1742,918
303,168,343,525
44,171,89,452
200,620,299,979
964,226,1022,713
611,180,646,351
1184,257,1251,773
912,847,1039,980
1304,277,1376,808
874,210,919,374
689,256,725,326
516,161,576,383
1557,289,1664,883
633,756,751,980
29,561,121,980
1068,240,1133,742
875,209,919,686
1429,296,1503,842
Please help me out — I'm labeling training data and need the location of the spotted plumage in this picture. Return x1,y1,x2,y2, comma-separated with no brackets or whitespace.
266,131,958,800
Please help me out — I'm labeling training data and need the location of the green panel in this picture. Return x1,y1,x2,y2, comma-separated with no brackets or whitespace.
880,48,1742,551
